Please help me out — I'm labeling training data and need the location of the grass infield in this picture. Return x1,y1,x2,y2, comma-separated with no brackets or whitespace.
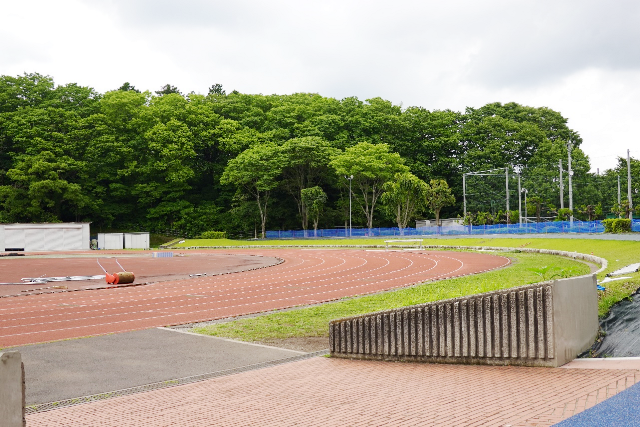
185,237,640,343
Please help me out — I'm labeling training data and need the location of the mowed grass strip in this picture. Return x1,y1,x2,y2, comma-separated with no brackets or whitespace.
191,252,591,342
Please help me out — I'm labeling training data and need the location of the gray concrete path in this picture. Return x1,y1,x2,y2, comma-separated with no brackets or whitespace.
12,328,305,405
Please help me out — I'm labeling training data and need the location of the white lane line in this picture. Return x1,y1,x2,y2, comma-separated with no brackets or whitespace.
1,251,510,341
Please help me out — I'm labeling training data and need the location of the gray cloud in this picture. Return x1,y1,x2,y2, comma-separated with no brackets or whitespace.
4,0,639,171
95,0,640,93
460,1,640,87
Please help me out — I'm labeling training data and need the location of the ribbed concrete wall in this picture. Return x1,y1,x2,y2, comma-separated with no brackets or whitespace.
330,274,598,367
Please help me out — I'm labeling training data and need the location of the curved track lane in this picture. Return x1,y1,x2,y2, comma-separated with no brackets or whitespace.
0,249,510,347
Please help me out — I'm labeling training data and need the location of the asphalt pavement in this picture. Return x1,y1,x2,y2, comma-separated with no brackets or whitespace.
12,327,307,406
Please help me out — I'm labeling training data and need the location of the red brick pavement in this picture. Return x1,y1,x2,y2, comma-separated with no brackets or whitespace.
26,357,640,427
0,249,510,347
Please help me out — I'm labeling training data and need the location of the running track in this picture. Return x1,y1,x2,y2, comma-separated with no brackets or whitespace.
0,249,510,347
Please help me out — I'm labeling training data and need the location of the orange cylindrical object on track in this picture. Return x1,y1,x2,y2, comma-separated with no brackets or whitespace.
105,271,135,285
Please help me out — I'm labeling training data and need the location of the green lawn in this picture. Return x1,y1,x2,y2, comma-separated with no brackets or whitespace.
186,236,640,342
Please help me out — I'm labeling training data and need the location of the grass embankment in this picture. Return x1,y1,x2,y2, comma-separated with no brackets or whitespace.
425,238,640,316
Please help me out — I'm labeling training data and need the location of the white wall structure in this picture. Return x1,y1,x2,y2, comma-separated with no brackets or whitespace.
416,218,464,228
124,232,149,249
97,233,124,250
1,223,90,251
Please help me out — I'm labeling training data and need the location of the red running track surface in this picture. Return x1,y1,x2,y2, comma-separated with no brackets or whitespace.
0,249,510,347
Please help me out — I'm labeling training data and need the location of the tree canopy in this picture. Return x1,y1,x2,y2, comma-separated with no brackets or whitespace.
1,72,628,236
330,142,409,230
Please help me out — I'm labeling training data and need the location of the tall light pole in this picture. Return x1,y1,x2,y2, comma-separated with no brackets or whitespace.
346,175,353,237
628,149,634,220
618,175,621,218
522,188,528,224
559,159,564,210
505,167,509,213
513,165,522,225
567,142,574,224
463,173,467,218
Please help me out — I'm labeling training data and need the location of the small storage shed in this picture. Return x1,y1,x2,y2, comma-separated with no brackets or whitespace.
1,223,90,251
124,232,150,249
97,233,124,250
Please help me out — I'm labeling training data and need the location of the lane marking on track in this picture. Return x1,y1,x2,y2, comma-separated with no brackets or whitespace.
0,250,511,346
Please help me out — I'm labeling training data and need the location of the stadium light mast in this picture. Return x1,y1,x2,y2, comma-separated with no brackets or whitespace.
567,142,574,225
346,175,353,237
513,165,522,225
463,173,467,218
505,167,509,214
522,188,528,223
618,175,622,218
628,149,634,220
559,159,564,210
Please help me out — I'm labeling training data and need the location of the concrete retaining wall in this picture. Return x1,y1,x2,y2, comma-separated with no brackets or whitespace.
329,274,598,367
0,351,25,427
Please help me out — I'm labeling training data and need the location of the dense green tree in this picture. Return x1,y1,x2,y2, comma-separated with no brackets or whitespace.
0,72,55,113
1,72,603,235
117,82,140,92
279,136,340,230
0,151,91,222
134,119,196,228
155,84,181,96
220,143,283,238
425,179,455,226
330,142,408,230
301,186,327,236
381,172,428,232
208,84,225,96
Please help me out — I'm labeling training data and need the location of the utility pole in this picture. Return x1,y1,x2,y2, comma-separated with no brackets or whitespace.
518,172,522,225
559,159,564,209
567,142,574,224
513,165,522,225
345,175,354,237
618,175,621,218
463,173,467,218
628,149,634,220
505,167,509,214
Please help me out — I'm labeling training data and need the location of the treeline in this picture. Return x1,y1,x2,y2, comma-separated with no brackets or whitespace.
0,73,635,237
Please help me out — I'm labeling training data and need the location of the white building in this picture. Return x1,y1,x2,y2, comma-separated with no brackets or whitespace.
1,223,91,251
97,232,150,250
97,233,124,250
124,232,149,249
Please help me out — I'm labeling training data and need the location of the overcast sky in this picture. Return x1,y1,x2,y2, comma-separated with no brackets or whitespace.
3,0,639,173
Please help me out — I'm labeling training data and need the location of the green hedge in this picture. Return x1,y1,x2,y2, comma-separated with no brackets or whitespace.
602,218,632,233
197,231,227,239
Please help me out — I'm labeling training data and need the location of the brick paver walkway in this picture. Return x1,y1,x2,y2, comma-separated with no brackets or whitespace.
26,357,640,427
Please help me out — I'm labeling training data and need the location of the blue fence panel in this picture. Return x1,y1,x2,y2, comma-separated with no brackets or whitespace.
264,220,621,239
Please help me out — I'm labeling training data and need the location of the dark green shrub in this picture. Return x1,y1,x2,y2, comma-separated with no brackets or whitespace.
556,208,573,221
197,231,227,239
602,219,632,233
